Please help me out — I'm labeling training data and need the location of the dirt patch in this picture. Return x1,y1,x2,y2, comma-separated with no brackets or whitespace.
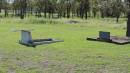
8,67,16,73
39,60,76,73
65,20,80,24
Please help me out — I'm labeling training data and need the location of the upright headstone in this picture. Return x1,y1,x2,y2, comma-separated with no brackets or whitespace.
99,31,110,40
21,30,32,44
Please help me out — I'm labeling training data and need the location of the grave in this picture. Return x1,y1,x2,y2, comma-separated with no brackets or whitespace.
18,30,63,47
87,12,130,45
87,31,130,45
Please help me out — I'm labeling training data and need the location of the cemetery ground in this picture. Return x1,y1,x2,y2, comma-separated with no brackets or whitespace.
0,17,130,73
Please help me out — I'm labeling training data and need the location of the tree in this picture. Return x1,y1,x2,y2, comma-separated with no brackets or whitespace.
66,0,71,18
20,0,27,19
1,0,10,17
126,0,130,37
78,0,90,19
27,0,35,15
13,0,27,19
111,0,122,22
92,0,99,18
57,0,65,18
0,0,2,13
0,0,127,20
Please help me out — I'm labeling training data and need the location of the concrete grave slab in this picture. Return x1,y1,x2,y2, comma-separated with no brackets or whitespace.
18,30,63,47
87,31,130,45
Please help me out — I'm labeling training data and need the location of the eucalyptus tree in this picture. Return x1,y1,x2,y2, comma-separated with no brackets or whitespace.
0,0,2,13
78,0,90,19
65,0,78,18
13,0,27,19
13,0,20,16
48,0,57,18
91,0,99,18
20,0,27,19
27,0,35,15
3,1,9,17
65,0,72,18
99,0,111,18
56,0,66,18
43,0,49,18
111,0,122,22
35,0,43,17
126,0,130,37
1,0,10,17
71,0,78,18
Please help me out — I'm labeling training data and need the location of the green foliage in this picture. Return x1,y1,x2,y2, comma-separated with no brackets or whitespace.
0,0,129,20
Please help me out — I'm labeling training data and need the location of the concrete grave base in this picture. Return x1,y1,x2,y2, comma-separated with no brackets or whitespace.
18,30,63,47
19,38,63,47
87,36,130,45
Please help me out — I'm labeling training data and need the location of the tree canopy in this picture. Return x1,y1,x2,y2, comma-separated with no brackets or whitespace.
0,0,129,21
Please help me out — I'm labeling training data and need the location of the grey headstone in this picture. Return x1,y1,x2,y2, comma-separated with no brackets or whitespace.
21,30,32,44
99,31,110,40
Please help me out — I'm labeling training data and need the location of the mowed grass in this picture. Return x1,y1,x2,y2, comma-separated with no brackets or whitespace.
0,17,130,73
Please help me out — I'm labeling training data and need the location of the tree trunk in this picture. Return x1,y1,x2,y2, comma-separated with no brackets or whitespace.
38,10,41,17
20,8,24,19
80,9,84,19
30,7,33,15
52,11,54,18
67,6,70,18
44,11,47,18
0,8,1,13
4,9,8,17
116,14,120,23
85,11,88,19
44,7,47,18
49,12,51,18
126,12,130,37
126,0,130,37
93,11,96,18
20,0,27,19
63,12,66,18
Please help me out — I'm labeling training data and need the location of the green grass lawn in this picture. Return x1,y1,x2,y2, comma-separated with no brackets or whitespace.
0,17,130,73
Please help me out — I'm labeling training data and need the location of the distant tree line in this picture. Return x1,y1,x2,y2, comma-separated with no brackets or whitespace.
0,0,130,22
